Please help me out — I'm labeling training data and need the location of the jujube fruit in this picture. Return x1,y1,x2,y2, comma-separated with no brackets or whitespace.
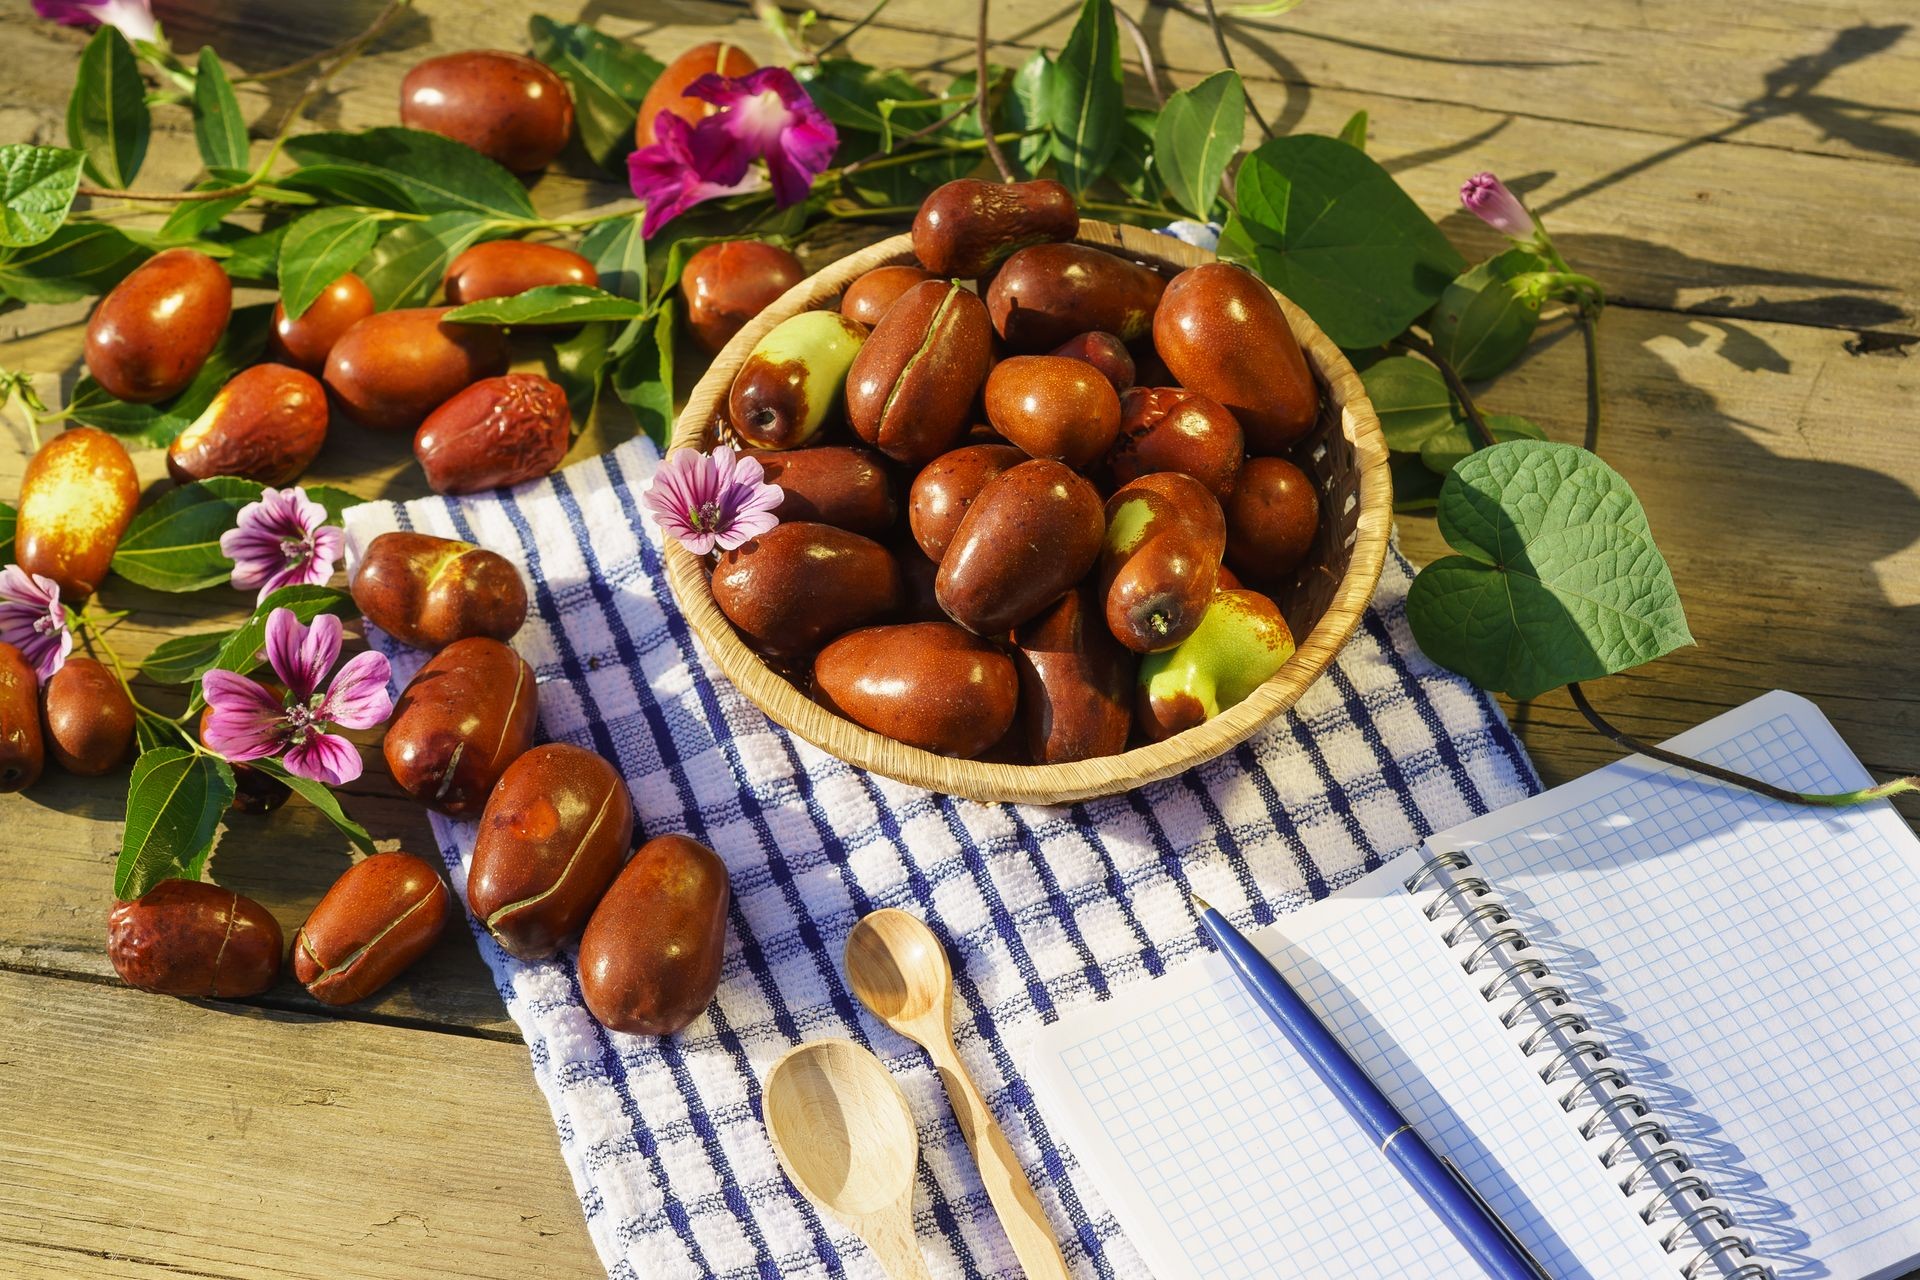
727,310,868,450
710,522,901,657
813,622,1018,758
400,50,575,172
1013,585,1134,764
414,373,571,495
635,42,756,147
384,637,539,816
982,355,1121,470
846,280,994,465
268,272,374,373
911,178,1079,279
578,834,731,1036
1110,386,1244,500
840,264,935,327
1050,331,1135,393
1137,589,1296,741
108,880,283,998
682,240,806,354
0,643,44,792
935,459,1104,635
84,248,231,403
292,852,451,1006
42,656,133,776
466,743,635,961
443,240,597,304
1225,456,1320,586
167,363,328,486
324,307,508,432
1101,472,1227,654
351,531,529,652
15,426,140,600
1153,262,1319,453
747,447,897,537
907,442,1026,563
985,243,1165,351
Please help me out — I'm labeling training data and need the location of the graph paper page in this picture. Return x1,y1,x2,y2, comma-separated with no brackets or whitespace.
1431,690,1920,1280
1029,869,1676,1280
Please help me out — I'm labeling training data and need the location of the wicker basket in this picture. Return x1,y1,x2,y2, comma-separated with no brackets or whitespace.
663,221,1390,805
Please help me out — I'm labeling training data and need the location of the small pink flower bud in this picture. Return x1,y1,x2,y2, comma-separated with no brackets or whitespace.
1460,172,1536,240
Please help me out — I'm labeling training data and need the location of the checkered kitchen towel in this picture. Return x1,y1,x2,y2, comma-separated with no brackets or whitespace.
342,432,1539,1280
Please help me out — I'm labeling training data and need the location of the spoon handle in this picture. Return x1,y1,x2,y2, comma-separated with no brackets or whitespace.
933,1043,1073,1280
857,1207,938,1280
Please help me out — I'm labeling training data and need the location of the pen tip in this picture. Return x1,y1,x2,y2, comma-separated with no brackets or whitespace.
1192,893,1213,914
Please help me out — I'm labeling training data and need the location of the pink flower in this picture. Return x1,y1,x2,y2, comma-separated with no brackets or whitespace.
0,565,71,681
219,486,344,604
642,446,783,556
1460,172,1536,240
33,0,157,43
628,67,837,239
201,610,392,786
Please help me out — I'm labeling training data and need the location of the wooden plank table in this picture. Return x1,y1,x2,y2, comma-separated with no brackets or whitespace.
2,1,1916,1275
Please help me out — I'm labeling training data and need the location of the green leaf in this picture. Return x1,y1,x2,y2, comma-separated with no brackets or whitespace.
611,301,675,448
798,61,972,206
211,221,288,282
284,128,535,218
110,477,264,592
275,163,421,213
116,748,235,900
1009,53,1055,177
67,26,149,189
0,222,147,303
553,321,613,427
1337,110,1368,151
191,583,357,714
139,631,228,685
277,207,384,321
301,483,364,527
134,709,194,754
0,499,14,563
528,15,662,170
1360,356,1459,453
252,759,378,856
579,213,647,302
0,145,86,248
1426,248,1547,382
190,47,249,171
1419,412,1546,475
444,283,648,326
1405,440,1693,700
1390,452,1444,513
1222,134,1465,348
1155,71,1245,221
67,304,271,446
156,187,250,244
1043,0,1124,193
357,212,491,311
1105,108,1161,204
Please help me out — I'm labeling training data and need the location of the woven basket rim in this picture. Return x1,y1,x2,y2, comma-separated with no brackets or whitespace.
663,221,1392,805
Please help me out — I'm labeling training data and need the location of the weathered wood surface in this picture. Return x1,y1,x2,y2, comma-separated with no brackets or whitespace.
1,0,1916,1276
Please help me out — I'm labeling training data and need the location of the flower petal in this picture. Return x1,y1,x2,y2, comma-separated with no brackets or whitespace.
283,731,363,786
199,670,286,762
264,608,339,700
317,649,394,730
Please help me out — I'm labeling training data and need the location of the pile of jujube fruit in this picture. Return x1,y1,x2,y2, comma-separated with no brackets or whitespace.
701,178,1325,764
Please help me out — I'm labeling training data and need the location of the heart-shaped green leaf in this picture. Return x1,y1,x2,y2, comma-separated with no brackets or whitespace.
1426,248,1546,382
1155,71,1245,221
116,747,235,900
0,145,86,248
191,46,249,172
110,477,264,593
1360,355,1459,452
1419,412,1545,475
1042,0,1123,193
277,207,384,320
1222,134,1464,348
444,283,650,326
1406,440,1692,699
67,26,149,189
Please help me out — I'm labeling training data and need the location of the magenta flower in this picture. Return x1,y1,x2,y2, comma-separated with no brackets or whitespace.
628,67,837,239
0,565,71,681
201,610,392,786
220,486,345,604
642,446,783,556
1460,172,1536,240
33,0,157,43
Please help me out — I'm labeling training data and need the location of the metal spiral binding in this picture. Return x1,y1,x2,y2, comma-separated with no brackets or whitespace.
1403,849,1775,1279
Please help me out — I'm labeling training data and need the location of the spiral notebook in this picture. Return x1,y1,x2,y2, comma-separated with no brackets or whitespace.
1032,691,1920,1280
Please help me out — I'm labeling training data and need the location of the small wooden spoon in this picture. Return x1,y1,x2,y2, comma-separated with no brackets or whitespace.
763,1038,934,1280
845,909,1072,1280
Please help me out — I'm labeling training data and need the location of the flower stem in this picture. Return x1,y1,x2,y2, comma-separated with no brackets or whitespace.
1395,332,1499,450
1082,199,1186,221
1116,8,1166,107
976,0,1016,181
71,607,170,721
1200,0,1274,140
1568,682,1918,808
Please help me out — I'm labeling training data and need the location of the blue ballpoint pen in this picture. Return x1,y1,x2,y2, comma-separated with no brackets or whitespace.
1194,895,1551,1280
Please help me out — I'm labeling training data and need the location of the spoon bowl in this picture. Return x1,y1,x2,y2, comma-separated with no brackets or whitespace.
845,908,952,1031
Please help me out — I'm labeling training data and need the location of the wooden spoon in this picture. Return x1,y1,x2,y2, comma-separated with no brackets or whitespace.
845,909,1072,1280
762,1038,934,1280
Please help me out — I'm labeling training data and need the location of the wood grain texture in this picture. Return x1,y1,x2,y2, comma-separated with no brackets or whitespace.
0,0,1916,1276
0,969,599,1280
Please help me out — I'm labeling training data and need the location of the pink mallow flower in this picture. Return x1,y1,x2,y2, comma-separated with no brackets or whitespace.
628,67,837,239
1460,172,1537,240
642,446,783,556
220,486,344,604
201,610,392,786
33,0,158,43
0,565,71,680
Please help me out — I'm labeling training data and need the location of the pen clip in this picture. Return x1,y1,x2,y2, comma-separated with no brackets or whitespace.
1439,1156,1554,1280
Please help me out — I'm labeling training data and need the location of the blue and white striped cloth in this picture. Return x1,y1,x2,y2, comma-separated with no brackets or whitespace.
343,432,1539,1280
